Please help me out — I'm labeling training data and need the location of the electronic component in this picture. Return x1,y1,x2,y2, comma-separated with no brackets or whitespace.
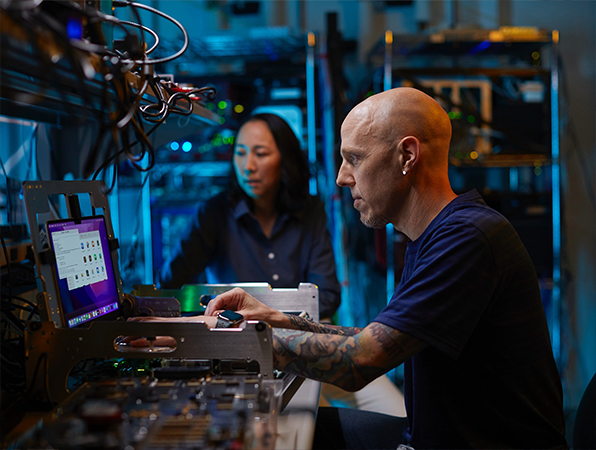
120,294,181,319
23,319,276,405
14,376,282,450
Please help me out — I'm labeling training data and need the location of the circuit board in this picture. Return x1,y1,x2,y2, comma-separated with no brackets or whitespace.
16,375,282,450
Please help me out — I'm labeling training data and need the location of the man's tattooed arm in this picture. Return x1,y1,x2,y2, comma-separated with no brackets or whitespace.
272,321,427,391
283,313,363,335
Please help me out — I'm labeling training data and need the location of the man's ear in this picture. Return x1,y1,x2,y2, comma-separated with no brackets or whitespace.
397,135,420,173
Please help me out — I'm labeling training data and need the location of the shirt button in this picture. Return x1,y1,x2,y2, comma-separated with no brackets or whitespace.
268,252,275,260
272,274,279,281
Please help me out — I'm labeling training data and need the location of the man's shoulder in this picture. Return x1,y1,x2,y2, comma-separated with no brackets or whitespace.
444,191,511,231
430,195,525,261
417,193,517,253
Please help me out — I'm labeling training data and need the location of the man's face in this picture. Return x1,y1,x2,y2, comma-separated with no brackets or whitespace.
336,114,402,229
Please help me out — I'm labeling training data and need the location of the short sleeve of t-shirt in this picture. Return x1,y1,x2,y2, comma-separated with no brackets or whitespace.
374,214,500,359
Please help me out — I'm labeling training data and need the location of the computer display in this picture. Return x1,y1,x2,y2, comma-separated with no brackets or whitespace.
46,216,120,328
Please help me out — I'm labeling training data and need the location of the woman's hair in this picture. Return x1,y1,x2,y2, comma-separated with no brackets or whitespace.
229,113,310,212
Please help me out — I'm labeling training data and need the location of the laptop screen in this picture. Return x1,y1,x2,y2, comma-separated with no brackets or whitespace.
46,216,120,328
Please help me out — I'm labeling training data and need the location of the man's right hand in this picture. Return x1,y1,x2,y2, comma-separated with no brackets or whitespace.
205,287,288,327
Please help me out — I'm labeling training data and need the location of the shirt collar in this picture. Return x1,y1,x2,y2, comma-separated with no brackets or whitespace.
232,197,252,220
231,197,303,221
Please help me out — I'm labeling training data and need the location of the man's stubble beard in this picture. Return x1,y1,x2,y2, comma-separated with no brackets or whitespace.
360,212,390,229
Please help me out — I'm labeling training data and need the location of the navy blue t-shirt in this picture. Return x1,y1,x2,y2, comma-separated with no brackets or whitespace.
374,190,567,449
159,192,341,319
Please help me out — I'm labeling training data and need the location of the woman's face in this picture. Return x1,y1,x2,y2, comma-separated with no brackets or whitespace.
233,120,283,203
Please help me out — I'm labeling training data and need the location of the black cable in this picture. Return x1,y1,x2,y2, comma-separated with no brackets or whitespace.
138,76,170,121
118,20,160,55
3,297,39,321
0,310,24,334
112,0,189,65
139,85,217,124
3,295,38,310
84,59,139,179
83,62,123,180
1,300,37,318
132,110,153,158
117,71,150,129
91,121,162,181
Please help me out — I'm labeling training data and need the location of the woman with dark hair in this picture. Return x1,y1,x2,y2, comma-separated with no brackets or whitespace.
158,113,341,319
228,113,310,214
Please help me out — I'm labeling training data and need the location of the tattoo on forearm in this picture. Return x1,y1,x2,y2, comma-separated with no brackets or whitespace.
272,329,372,389
272,322,426,391
284,313,362,336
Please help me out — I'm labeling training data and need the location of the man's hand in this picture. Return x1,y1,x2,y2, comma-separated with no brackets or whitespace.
205,288,287,327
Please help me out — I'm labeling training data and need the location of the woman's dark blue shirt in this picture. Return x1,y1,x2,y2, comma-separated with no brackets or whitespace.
159,192,341,319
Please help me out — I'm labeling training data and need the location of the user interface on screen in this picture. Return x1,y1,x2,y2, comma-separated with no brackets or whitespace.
46,216,120,328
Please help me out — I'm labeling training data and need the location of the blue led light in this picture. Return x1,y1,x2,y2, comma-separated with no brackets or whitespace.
170,142,180,151
66,17,83,40
468,40,491,56
182,141,192,152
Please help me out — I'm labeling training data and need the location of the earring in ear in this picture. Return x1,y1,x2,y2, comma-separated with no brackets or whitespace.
402,170,407,176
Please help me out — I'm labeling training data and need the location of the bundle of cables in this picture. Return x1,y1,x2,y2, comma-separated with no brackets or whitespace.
0,0,217,190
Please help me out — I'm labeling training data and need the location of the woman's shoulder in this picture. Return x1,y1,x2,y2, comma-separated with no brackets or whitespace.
296,195,326,219
197,191,234,215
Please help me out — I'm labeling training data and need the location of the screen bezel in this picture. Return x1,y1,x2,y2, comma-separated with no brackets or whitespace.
46,215,121,328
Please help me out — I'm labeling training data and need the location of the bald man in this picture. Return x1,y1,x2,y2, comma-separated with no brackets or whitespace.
151,88,568,448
